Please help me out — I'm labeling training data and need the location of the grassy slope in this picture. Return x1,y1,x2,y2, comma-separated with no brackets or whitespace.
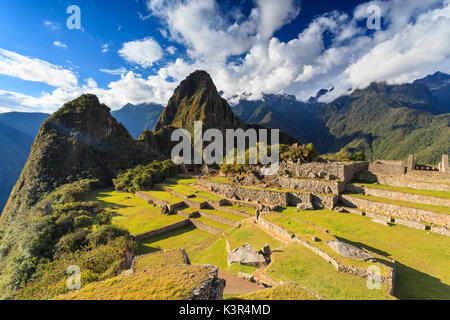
228,282,321,300
191,222,282,276
88,189,184,235
266,242,392,300
286,207,450,299
353,182,450,199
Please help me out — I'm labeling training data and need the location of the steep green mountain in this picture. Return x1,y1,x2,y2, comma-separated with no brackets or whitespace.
1,94,161,221
414,71,450,113
112,103,164,138
315,82,450,164
0,112,49,212
153,70,297,153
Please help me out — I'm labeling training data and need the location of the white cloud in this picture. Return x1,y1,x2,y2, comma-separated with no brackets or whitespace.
0,48,78,90
100,67,128,75
102,44,110,53
166,46,176,55
44,20,60,30
53,41,67,49
118,37,163,68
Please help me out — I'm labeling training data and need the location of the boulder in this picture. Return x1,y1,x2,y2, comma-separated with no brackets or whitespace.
160,205,169,215
326,240,374,261
227,243,268,267
296,202,314,210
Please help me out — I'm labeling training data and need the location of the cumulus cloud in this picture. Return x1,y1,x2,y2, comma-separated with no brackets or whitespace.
0,48,78,90
53,41,67,49
119,37,163,68
100,67,128,76
44,20,60,30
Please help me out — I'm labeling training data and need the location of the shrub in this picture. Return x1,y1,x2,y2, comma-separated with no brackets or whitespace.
55,229,90,254
96,211,112,225
73,215,92,228
113,160,178,193
87,225,129,246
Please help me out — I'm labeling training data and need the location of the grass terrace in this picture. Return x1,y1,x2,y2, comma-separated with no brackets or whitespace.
141,190,185,205
191,215,231,231
137,225,213,255
192,221,282,276
227,282,321,300
265,243,393,300
344,193,450,215
200,208,246,222
133,249,188,271
58,265,213,300
287,207,450,299
87,189,185,235
352,182,450,199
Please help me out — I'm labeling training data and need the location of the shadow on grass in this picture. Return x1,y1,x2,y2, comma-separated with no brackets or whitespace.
394,262,450,300
136,225,198,254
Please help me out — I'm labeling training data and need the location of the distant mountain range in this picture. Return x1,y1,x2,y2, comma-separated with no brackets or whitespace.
0,71,449,212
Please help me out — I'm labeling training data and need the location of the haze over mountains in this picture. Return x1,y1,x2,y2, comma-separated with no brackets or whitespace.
0,71,449,212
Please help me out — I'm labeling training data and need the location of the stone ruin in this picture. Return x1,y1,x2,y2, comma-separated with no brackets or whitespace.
227,242,272,268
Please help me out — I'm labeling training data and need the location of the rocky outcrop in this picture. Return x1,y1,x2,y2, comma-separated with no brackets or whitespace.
227,243,271,267
326,240,375,261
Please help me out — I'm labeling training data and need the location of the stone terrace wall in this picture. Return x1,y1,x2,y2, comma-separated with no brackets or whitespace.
191,265,225,300
277,176,345,195
190,219,223,234
135,192,185,213
341,195,450,228
368,162,406,176
376,175,450,192
134,219,191,240
346,183,450,207
280,161,367,182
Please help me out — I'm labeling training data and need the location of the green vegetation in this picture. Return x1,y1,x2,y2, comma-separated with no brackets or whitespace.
58,265,214,300
191,215,231,231
133,249,188,271
345,193,450,215
266,243,392,300
323,147,365,161
200,208,245,222
290,208,450,299
191,222,282,276
230,282,321,300
113,160,178,193
137,225,212,255
88,189,184,236
353,182,450,199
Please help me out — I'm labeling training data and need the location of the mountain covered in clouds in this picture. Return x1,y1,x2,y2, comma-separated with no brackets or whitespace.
112,103,164,138
234,72,450,164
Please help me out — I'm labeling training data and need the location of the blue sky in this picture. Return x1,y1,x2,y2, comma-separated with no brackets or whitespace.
0,0,449,112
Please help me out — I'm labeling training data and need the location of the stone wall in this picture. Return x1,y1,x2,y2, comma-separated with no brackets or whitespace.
199,210,236,226
376,175,450,192
280,161,367,182
431,226,450,236
190,219,223,234
368,161,406,176
135,191,185,213
134,219,192,240
345,183,450,207
277,176,345,195
191,265,225,300
341,195,450,228
197,180,338,209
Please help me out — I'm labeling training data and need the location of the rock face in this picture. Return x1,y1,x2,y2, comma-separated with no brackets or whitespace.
326,240,374,261
297,202,314,210
227,243,269,267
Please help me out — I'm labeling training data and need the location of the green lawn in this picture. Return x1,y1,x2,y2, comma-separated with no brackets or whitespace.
200,208,245,222
191,222,282,276
266,242,393,300
344,193,450,215
137,225,212,256
227,282,321,300
353,182,450,199
287,207,450,299
141,190,184,204
191,215,231,231
88,189,185,235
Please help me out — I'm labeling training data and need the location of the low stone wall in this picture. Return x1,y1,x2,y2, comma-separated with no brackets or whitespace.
374,175,450,192
198,180,289,205
365,211,392,222
256,217,395,294
280,161,367,182
135,192,185,213
431,226,450,236
191,265,225,300
190,219,223,234
346,184,450,207
198,180,337,209
341,195,450,228
394,218,426,230
368,162,406,176
277,176,345,195
134,219,191,240
199,210,236,226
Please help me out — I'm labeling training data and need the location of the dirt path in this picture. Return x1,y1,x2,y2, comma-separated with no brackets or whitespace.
219,271,262,294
